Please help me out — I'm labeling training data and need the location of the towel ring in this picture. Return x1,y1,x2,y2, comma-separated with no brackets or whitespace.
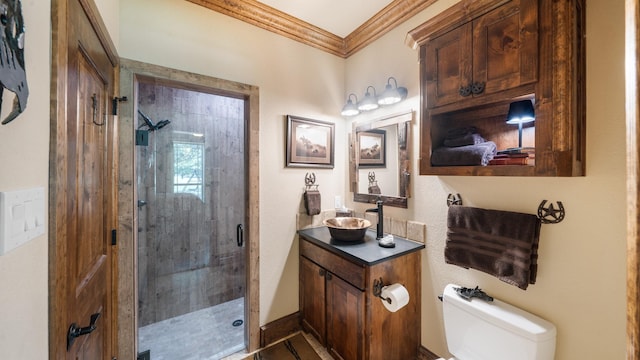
447,193,463,207
304,173,319,191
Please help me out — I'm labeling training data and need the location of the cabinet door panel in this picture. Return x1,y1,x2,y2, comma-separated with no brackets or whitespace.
300,257,326,344
425,23,472,108
473,0,538,95
326,275,365,360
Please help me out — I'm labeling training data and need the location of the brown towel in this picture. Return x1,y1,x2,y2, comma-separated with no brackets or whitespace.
304,190,321,216
445,205,541,290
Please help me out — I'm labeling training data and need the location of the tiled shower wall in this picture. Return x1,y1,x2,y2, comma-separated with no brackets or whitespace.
137,82,246,327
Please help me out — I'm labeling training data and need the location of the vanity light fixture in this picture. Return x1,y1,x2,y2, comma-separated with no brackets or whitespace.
506,99,535,149
357,86,379,111
342,77,409,117
341,93,360,116
377,77,408,106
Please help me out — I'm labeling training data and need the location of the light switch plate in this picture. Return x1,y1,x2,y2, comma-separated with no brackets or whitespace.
334,195,342,209
0,187,45,255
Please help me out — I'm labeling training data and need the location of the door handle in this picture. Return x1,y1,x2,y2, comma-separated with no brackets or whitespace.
237,224,244,247
67,312,101,351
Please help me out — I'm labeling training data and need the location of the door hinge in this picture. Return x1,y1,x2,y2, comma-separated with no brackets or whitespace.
112,96,128,116
111,229,117,246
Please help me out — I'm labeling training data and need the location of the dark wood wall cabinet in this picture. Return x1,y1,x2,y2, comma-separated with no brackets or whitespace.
406,0,586,176
298,227,423,360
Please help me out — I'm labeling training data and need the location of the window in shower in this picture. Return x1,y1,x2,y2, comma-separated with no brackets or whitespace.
173,141,204,200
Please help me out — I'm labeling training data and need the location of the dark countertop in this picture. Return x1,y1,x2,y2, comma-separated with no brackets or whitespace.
298,226,425,266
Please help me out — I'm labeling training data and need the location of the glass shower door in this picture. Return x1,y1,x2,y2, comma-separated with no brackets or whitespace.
135,80,246,360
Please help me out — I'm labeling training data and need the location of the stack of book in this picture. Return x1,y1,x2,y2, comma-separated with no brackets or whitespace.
489,151,530,165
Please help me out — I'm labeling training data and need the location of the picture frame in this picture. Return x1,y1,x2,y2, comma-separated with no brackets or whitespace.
357,129,386,168
286,115,335,168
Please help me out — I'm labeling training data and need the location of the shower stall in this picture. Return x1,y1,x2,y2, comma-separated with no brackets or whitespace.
135,80,247,360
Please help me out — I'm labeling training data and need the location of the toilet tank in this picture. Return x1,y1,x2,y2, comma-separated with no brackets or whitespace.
442,284,556,360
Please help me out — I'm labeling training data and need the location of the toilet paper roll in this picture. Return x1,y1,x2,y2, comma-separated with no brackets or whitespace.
380,283,410,312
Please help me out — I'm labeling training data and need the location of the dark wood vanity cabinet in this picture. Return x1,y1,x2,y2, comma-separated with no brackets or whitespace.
298,228,423,360
407,0,586,176
301,256,365,360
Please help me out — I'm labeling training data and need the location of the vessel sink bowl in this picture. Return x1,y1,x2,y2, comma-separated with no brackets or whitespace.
323,217,372,242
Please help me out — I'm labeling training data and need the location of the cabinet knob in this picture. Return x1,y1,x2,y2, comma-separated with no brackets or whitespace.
326,273,333,280
471,81,485,95
458,85,472,97
319,268,326,277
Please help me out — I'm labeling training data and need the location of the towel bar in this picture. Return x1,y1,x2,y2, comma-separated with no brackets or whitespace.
537,200,565,224
446,194,565,224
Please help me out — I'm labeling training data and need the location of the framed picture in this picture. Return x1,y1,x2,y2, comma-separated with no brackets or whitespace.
286,115,335,168
357,129,386,168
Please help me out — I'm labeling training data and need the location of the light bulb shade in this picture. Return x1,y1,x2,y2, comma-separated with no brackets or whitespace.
377,77,408,105
506,99,535,124
341,93,360,116
358,86,379,111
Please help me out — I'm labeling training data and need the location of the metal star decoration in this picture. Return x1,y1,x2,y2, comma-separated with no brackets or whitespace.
537,200,565,224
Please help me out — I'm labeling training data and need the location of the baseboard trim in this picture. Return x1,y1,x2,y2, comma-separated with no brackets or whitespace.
418,345,441,360
259,312,441,359
259,312,301,347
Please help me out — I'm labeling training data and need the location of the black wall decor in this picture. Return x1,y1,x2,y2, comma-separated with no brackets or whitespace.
0,0,27,125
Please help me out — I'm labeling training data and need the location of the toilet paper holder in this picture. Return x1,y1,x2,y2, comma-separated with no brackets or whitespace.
373,277,392,304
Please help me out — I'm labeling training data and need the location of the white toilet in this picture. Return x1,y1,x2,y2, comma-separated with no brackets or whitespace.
437,283,557,360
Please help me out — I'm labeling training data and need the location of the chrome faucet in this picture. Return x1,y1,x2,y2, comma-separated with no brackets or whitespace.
365,200,384,239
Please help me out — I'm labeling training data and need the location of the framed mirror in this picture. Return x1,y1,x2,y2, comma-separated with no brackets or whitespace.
350,111,413,208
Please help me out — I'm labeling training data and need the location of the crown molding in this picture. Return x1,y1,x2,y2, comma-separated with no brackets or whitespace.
186,0,437,58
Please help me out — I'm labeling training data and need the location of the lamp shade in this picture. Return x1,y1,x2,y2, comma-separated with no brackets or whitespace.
506,99,535,124
341,93,360,116
358,86,379,111
378,77,408,105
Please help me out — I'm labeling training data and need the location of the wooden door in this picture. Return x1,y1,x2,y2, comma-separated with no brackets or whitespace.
424,23,472,108
472,0,538,96
300,256,326,344
50,0,118,359
326,274,365,360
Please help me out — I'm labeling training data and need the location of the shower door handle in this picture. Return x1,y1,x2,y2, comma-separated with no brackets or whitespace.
237,224,244,247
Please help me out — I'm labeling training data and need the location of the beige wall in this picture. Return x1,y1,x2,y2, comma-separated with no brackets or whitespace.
0,1,120,358
119,0,348,324
347,0,626,358
120,0,627,358
0,0,626,359
0,2,52,359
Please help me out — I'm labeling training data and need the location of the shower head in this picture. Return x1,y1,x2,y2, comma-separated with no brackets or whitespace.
155,119,171,130
137,110,171,131
138,110,155,130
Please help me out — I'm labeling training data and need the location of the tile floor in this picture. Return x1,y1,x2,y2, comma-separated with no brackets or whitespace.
138,297,245,360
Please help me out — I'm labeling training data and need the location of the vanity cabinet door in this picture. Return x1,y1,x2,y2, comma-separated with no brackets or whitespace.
300,257,326,344
425,23,472,108
472,0,538,96
326,273,365,360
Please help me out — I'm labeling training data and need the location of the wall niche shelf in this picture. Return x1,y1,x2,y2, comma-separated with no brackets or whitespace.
406,0,586,177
